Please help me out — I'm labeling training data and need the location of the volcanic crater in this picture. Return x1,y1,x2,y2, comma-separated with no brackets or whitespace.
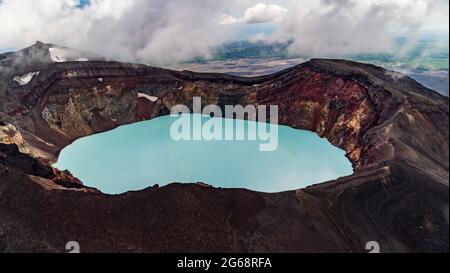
0,42,448,252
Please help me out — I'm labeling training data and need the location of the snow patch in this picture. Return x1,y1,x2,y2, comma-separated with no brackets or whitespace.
138,93,158,102
49,47,99,63
13,71,40,86
49,47,68,62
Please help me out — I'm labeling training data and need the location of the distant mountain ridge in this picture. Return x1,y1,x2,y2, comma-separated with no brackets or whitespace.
0,41,105,76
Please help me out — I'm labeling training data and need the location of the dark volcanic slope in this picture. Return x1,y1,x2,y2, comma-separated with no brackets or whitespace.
0,43,448,253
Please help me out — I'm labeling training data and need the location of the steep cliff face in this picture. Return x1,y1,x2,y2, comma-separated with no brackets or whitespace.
0,43,448,252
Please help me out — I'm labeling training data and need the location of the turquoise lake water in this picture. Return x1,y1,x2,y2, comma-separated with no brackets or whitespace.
54,114,353,194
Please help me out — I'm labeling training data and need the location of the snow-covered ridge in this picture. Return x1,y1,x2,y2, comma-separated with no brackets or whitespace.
138,93,158,102
13,71,40,86
49,47,102,63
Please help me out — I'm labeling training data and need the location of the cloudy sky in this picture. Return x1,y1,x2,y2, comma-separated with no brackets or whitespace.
0,0,448,65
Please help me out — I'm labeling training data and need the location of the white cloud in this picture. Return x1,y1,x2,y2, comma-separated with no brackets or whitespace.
241,3,287,24
0,0,448,63
261,0,450,57
220,3,287,24
220,14,239,25
0,0,233,65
